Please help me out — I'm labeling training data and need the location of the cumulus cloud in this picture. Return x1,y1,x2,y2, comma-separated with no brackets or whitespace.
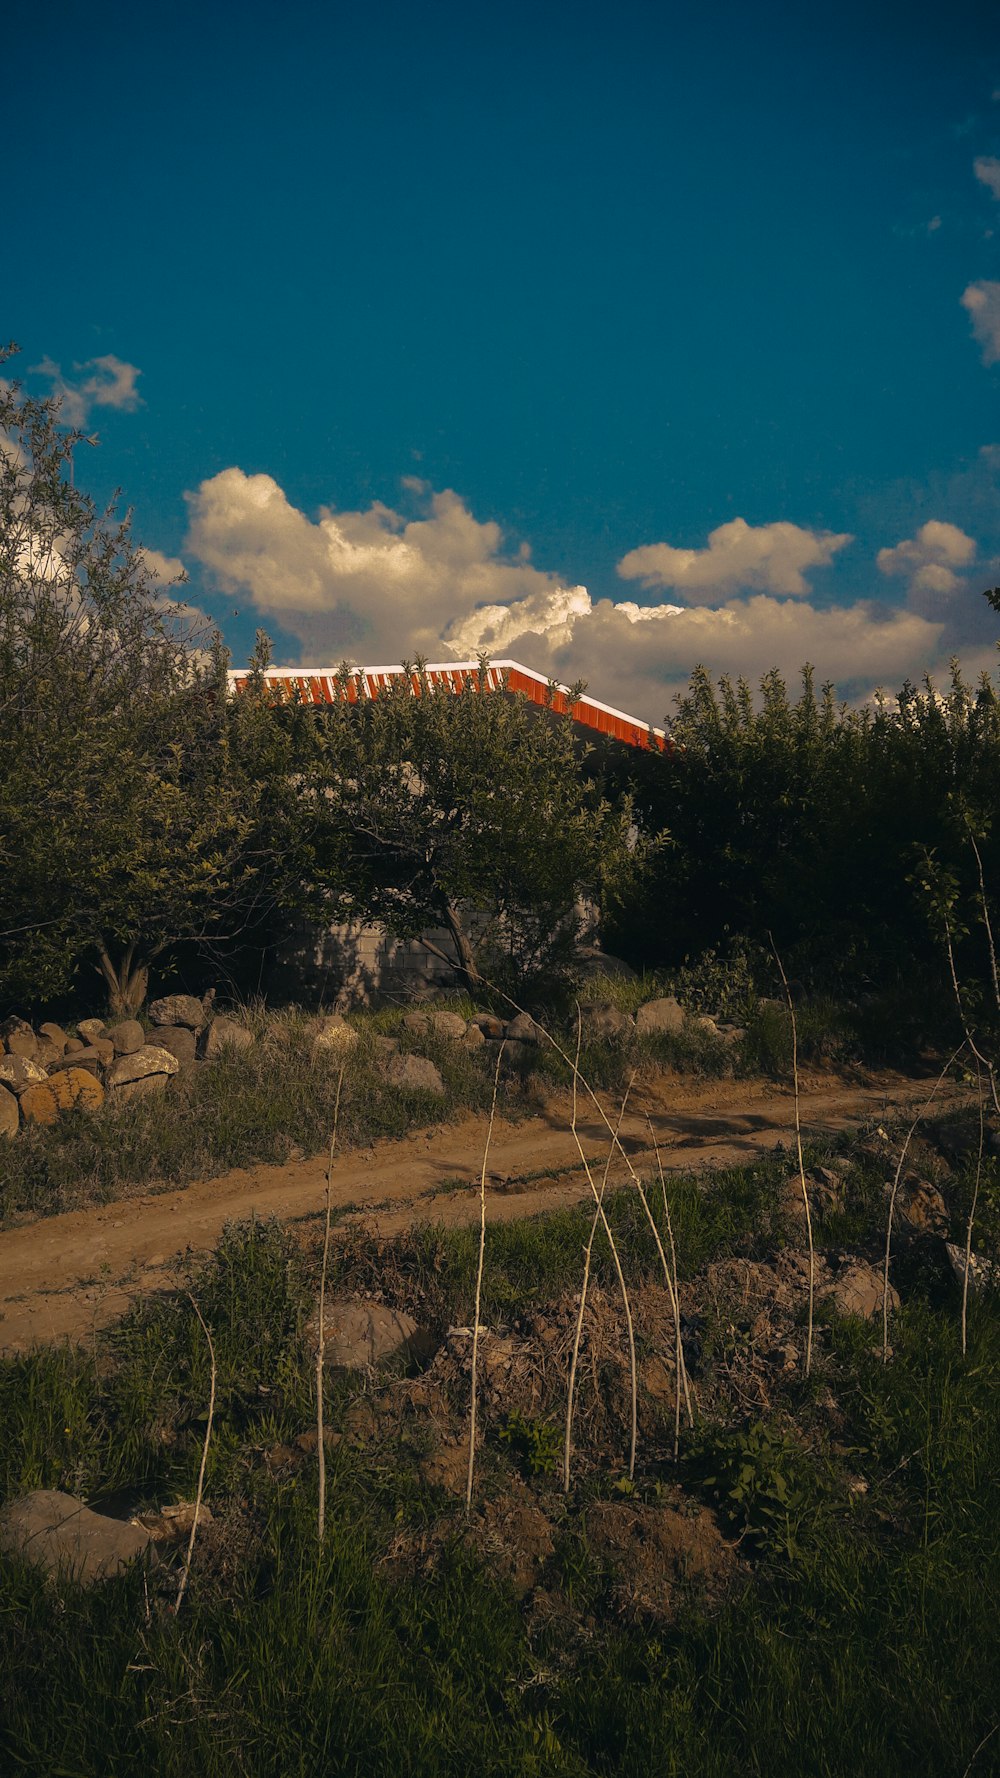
962,281,1000,364
185,469,591,664
876,520,977,600
140,547,186,587
30,354,143,426
181,472,968,724
974,155,1000,200
616,517,853,601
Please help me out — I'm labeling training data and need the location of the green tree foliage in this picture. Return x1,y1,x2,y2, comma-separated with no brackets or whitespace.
0,353,314,1015
299,661,643,994
609,656,1000,997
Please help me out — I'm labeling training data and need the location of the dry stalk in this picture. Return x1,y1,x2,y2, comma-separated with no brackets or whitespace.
646,1119,691,1458
770,937,815,1378
174,1293,216,1614
563,1009,638,1480
968,826,1000,1017
943,914,1000,1124
316,1065,345,1545
564,1058,635,1493
961,1061,986,1359
882,1042,966,1364
466,1041,505,1515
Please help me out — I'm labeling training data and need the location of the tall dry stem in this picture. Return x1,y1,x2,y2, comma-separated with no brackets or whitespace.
769,938,814,1377
882,1042,966,1363
647,1119,691,1458
466,1042,505,1514
316,1065,345,1545
174,1293,216,1614
961,1062,986,1359
564,1061,635,1493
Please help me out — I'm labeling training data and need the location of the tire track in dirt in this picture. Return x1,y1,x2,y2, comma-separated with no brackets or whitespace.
0,1068,962,1353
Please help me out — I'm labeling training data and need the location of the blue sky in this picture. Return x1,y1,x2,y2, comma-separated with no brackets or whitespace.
8,0,1000,719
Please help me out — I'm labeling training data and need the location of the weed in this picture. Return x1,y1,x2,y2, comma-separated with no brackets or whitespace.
498,1410,563,1477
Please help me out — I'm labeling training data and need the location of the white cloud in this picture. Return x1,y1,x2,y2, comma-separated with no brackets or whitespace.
140,547,186,586
961,281,1000,364
185,469,591,663
182,471,965,725
30,354,143,426
616,516,853,601
876,520,977,598
974,155,1000,200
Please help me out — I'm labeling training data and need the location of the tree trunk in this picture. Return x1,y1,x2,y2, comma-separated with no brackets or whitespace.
438,901,481,994
97,942,150,1018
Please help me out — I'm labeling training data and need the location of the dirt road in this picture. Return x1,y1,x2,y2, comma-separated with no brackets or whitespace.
0,1067,958,1354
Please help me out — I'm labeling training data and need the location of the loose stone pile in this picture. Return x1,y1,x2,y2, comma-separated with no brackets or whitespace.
0,997,253,1135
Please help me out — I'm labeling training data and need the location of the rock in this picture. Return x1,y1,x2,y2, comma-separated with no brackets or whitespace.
76,1019,106,1041
581,1003,634,1040
0,1084,19,1138
497,1038,535,1070
421,1437,472,1496
694,1014,721,1036
20,1068,106,1125
944,1241,998,1296
107,1019,145,1056
48,1047,107,1080
463,1023,486,1051
150,1025,198,1067
4,1025,38,1061
202,1016,254,1059
148,994,208,1032
310,1014,358,1060
34,1039,65,1068
106,1045,180,1088
823,1260,898,1322
137,1501,214,1544
576,951,637,982
38,1022,69,1054
470,1012,506,1039
505,1012,545,1044
783,1164,845,1224
91,1037,115,1063
0,1055,49,1094
635,995,686,1037
402,1010,468,1041
895,1174,949,1239
113,1075,170,1104
0,1490,152,1585
308,1298,423,1369
372,1033,400,1057
63,1037,86,1053
384,1053,445,1095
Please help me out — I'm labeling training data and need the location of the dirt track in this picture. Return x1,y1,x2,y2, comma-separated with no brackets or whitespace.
0,1067,961,1354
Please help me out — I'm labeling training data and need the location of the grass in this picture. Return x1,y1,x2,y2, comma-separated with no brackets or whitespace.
1,1098,999,1778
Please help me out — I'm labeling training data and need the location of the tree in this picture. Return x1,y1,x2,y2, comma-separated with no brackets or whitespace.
300,661,643,995
0,349,315,1014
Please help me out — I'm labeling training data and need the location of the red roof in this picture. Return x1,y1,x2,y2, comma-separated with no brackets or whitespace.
227,658,668,752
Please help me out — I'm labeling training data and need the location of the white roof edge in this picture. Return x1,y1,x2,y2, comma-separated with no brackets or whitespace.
227,659,665,740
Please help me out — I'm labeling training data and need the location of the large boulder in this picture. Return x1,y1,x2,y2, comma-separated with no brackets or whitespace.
895,1173,949,1239
635,995,685,1037
38,1022,69,1053
148,994,208,1032
106,1019,145,1056
113,1075,170,1105
48,1047,107,1080
384,1053,445,1095
402,1010,468,1042
0,1490,152,1585
150,1025,198,1067
2,1019,38,1061
76,1018,106,1042
0,1084,19,1138
308,1299,423,1370
202,1016,254,1059
0,1055,48,1094
581,1003,634,1041
106,1046,180,1089
822,1259,899,1322
470,1012,506,1040
505,1012,545,1044
20,1068,105,1125
311,1014,358,1061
